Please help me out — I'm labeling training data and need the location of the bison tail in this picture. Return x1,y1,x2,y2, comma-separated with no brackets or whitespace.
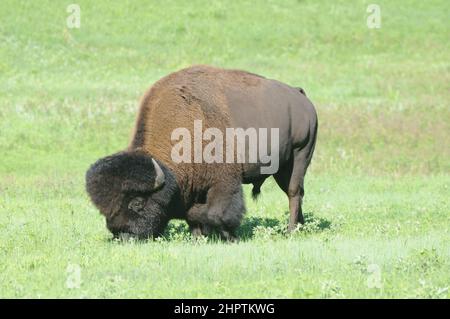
297,87,307,96
251,185,261,200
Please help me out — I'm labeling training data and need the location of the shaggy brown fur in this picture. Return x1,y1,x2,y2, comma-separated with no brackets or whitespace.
129,66,258,205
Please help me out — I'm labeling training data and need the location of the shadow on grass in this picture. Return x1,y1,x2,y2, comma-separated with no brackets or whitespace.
236,216,281,240
303,211,332,231
237,211,333,240
109,211,333,243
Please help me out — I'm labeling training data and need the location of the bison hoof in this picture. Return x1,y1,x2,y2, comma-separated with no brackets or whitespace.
287,223,300,233
191,227,203,239
219,230,239,243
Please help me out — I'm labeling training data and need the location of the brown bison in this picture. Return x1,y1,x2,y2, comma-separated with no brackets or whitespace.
86,65,317,240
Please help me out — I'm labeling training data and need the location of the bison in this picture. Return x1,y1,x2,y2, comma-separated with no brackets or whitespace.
86,65,317,240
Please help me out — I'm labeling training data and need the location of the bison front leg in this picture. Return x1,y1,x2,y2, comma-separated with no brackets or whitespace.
190,224,212,238
187,204,212,238
186,183,245,241
205,184,244,241
187,203,234,240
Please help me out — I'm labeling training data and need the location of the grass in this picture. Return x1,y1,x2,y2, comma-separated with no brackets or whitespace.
0,0,449,298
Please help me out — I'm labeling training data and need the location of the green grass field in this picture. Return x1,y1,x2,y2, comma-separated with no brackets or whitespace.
0,0,449,298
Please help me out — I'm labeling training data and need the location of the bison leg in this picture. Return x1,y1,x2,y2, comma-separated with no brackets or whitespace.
188,215,218,240
274,146,314,232
187,204,212,238
186,183,245,240
190,225,203,238
189,223,212,238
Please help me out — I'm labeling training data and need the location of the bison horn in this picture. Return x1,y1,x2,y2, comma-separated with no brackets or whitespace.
151,158,165,190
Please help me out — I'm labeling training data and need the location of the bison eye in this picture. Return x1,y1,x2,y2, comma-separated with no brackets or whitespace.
128,197,145,213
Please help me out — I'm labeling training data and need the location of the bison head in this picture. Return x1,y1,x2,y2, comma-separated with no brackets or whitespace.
85,151,177,239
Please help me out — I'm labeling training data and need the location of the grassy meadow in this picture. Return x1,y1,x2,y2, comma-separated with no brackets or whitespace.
0,0,449,298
